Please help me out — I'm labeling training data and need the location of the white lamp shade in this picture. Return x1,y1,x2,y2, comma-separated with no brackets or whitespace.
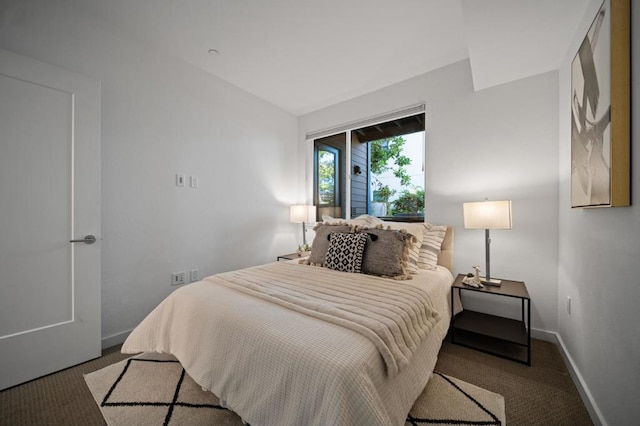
289,205,316,223
463,200,512,230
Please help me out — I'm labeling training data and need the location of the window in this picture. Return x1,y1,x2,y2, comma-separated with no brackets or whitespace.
351,114,425,220
311,105,425,222
314,133,346,220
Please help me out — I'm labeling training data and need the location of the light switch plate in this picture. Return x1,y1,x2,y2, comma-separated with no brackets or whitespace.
171,271,186,286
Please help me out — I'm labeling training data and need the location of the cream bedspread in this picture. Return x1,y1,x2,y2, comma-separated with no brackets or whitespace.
122,262,454,426
206,262,440,376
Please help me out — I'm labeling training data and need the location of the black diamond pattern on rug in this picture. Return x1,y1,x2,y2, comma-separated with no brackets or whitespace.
86,353,504,426
100,358,236,426
405,372,503,425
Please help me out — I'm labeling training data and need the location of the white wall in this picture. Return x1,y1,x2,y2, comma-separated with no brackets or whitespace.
557,1,640,424
0,0,299,343
299,60,560,333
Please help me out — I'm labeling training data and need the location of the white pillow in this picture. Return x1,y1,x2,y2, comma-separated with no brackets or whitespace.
418,223,447,270
322,214,384,227
321,214,346,224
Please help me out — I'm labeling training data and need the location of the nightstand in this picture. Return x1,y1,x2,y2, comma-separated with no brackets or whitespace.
450,273,531,365
276,252,310,261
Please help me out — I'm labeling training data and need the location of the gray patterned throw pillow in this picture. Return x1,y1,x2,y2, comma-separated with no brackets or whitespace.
325,232,368,273
358,227,412,279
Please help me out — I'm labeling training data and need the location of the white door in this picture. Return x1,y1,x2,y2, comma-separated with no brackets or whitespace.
0,49,101,390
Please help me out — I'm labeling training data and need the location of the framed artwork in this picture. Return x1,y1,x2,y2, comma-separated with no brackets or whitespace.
571,0,630,208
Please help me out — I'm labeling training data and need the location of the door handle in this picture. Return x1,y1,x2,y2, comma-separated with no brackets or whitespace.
70,235,96,244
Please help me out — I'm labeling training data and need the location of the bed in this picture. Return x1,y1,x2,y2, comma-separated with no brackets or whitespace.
122,222,457,426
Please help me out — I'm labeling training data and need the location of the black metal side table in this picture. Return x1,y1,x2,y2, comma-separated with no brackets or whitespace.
450,273,531,365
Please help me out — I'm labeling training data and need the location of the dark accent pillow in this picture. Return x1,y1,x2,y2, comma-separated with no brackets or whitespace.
325,232,368,273
358,228,411,278
308,223,353,266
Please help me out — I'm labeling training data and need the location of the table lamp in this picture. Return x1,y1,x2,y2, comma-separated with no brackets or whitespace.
463,200,512,286
289,205,316,248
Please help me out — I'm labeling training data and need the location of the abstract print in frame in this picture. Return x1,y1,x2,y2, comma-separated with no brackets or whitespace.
571,0,630,208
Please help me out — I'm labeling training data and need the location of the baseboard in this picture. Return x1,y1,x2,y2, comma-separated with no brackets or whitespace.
101,328,133,350
530,327,556,342
537,329,607,426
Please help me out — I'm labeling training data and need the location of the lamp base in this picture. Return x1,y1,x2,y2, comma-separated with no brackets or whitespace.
480,277,502,287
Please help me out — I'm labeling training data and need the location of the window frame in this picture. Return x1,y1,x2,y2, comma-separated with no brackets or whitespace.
306,104,426,221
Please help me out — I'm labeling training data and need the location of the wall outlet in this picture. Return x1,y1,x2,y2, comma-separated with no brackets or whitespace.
176,174,185,187
171,271,186,286
190,269,199,282
190,176,199,188
566,296,571,315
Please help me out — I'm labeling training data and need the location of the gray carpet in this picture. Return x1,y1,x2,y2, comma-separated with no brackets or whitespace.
0,338,593,426
435,340,593,426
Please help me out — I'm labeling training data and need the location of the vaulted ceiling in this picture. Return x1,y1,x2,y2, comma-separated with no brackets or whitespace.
70,0,589,116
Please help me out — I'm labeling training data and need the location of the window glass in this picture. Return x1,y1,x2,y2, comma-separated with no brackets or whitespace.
313,133,346,220
317,147,338,205
352,113,425,221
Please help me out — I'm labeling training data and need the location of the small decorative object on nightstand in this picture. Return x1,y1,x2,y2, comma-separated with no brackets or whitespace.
297,243,311,253
461,266,483,288
450,273,531,365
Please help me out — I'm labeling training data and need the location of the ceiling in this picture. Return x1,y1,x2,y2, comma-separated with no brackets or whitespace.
70,0,589,116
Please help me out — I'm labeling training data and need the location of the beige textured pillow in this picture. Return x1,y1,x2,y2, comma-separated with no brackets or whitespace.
357,227,412,279
418,223,447,270
307,223,353,266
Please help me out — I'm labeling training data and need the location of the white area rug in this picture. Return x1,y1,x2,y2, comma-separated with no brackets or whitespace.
85,352,505,425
